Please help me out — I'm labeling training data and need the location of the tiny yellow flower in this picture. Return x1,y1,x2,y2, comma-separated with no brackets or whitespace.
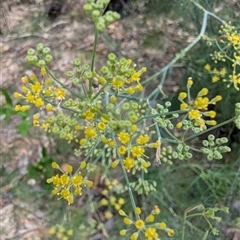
123,217,132,225
118,132,130,144
118,145,127,155
55,88,66,100
178,92,187,100
120,229,127,236
135,207,142,215
189,109,201,120
123,157,135,170
135,219,145,229
131,146,144,157
158,222,166,229
187,77,193,88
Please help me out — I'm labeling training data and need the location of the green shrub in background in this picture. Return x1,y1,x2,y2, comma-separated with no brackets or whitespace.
12,0,240,239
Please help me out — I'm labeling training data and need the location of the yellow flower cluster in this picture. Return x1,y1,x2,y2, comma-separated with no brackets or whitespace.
100,178,125,219
46,161,93,205
110,129,159,173
49,224,73,240
14,69,66,112
97,55,146,94
177,78,222,131
204,24,240,90
119,206,174,240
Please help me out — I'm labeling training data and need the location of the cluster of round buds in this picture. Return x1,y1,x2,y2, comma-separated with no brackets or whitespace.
83,0,120,31
201,134,231,160
172,143,192,160
160,146,174,165
210,51,226,63
119,206,174,239
129,179,157,195
27,43,53,66
234,103,240,129
154,102,178,129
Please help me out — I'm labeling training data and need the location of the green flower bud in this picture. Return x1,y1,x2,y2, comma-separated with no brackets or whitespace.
130,101,138,109
66,71,74,77
73,78,80,84
74,58,81,66
101,66,109,75
83,64,90,70
172,113,179,118
37,43,44,52
165,101,171,107
83,4,92,14
112,12,120,20
45,54,53,63
85,71,93,79
42,47,51,55
105,15,114,25
108,53,116,61
172,151,178,159
123,102,130,110
220,137,228,144
96,21,105,31
27,48,35,55
92,10,100,19
108,120,118,130
38,60,46,67
208,134,215,141
202,140,209,147
27,55,38,63
201,148,209,154
119,58,127,65
207,153,213,161
129,115,138,123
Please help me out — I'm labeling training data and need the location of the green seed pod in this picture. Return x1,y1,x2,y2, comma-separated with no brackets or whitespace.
172,113,179,118
92,10,100,19
220,137,228,144
73,78,80,84
27,55,37,63
202,140,209,147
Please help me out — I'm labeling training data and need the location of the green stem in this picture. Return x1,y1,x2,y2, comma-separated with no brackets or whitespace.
185,117,235,141
89,29,99,95
118,155,139,219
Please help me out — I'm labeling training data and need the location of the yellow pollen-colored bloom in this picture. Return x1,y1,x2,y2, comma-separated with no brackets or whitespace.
72,174,83,186
136,135,149,144
158,222,166,229
119,229,127,236
131,146,144,157
135,207,142,215
180,103,188,110
21,76,28,83
55,88,66,100
146,214,155,222
84,127,97,138
113,78,124,88
123,157,135,170
189,109,201,120
195,97,209,110
204,64,211,71
118,145,127,155
135,219,145,229
118,132,130,144
123,217,132,225
176,122,183,128
178,92,187,100
198,88,208,97
187,78,193,88
212,75,220,83
145,227,158,239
